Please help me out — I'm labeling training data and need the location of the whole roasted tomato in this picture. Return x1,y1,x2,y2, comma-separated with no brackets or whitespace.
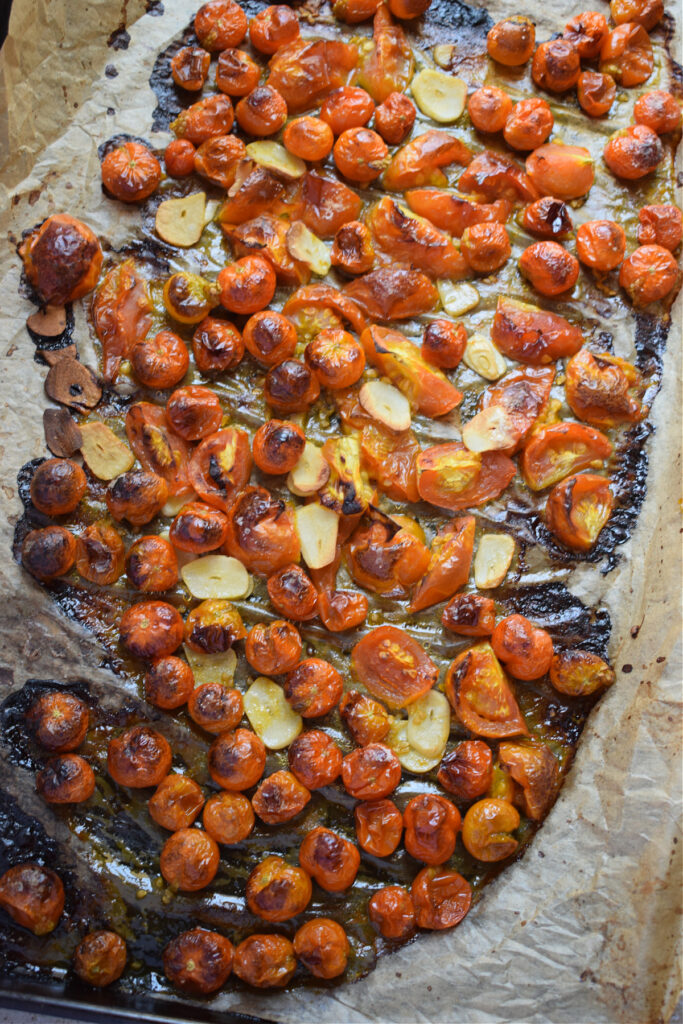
19,214,102,305
565,349,645,428
101,141,161,202
223,486,300,574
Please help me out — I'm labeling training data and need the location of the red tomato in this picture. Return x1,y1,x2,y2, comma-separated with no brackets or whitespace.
458,149,538,203
361,324,461,417
223,486,300,574
491,615,554,681
346,519,430,597
445,642,528,738
409,516,475,613
480,366,555,453
351,625,438,709
491,296,583,364
411,867,472,930
341,743,402,799
416,443,516,512
187,429,252,513
266,37,358,112
346,269,439,322
383,129,470,191
545,473,613,551
405,188,511,238
367,196,468,279
521,422,612,490
565,349,645,428
125,402,191,495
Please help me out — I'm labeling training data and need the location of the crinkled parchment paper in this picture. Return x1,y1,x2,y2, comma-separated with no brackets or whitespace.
0,1,681,1021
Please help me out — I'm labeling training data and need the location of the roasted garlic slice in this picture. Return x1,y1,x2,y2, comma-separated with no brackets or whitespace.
243,676,303,750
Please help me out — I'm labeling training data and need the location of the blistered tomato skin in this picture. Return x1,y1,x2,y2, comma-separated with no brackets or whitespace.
252,771,311,824
491,615,554,680
209,729,266,791
148,775,204,831
487,16,535,66
203,791,255,845
294,919,349,979
145,657,195,710
411,867,472,929
26,691,89,752
163,928,234,994
36,753,96,804
21,526,76,581
160,829,220,891
355,799,403,856
369,886,416,939
637,205,683,251
342,743,402,799
403,794,461,865
73,931,127,987
233,934,296,988
288,730,342,789
0,863,65,935
194,0,248,51
101,142,161,202
578,71,616,117
545,473,614,551
171,46,210,91
30,459,86,517
438,740,493,801
246,855,311,921
619,245,678,305
19,214,102,305
119,601,184,660
187,683,243,735
299,826,360,891
107,725,172,789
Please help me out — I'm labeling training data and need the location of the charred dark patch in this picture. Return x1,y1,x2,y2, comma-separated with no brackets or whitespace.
148,24,197,132
145,0,164,14
497,582,611,658
107,27,130,50
0,680,94,774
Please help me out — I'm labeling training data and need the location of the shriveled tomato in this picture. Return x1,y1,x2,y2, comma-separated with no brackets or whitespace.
346,518,430,597
171,95,235,144
125,403,191,496
404,794,461,865
192,317,244,378
187,428,252,513
223,486,300,574
317,590,369,632
545,472,613,551
357,4,413,103
565,349,646,428
283,284,367,336
374,91,416,145
216,48,260,96
369,885,416,939
361,324,461,416
333,0,381,22
93,259,152,384
163,271,220,326
250,5,300,54
194,0,247,50
600,23,653,87
339,689,391,745
480,366,555,453
358,421,421,502
461,798,519,861
184,600,246,655
531,38,581,93
341,743,402,799
437,739,493,800
166,386,223,441
299,173,363,240
19,213,102,306
564,10,609,57
411,867,472,930
409,516,475,613
218,167,286,227
293,919,349,980
468,86,513,134
498,740,559,820
503,98,553,152
634,90,682,135
416,443,516,512
288,730,342,789
383,129,470,191
526,144,594,201
519,240,579,297
445,642,528,738
355,799,403,857
194,135,246,190
442,593,496,637
351,625,438,709
268,566,318,622
367,197,468,279
225,213,309,287
267,37,358,112
522,197,573,241
347,269,439,322
252,773,311,825
458,150,538,203
577,70,616,117
637,205,683,251
491,296,583,365
245,620,302,675
576,220,626,272
521,422,612,491
331,220,375,274
491,615,554,680
235,85,288,137
299,827,360,891
549,648,615,696
405,188,511,238
421,320,467,369
305,329,365,389
619,244,678,304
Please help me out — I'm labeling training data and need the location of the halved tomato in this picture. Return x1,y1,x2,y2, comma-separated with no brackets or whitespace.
457,150,538,203
299,173,362,239
125,402,192,495
479,367,555,454
497,741,559,820
382,130,471,191
346,518,430,597
267,37,358,112
521,422,612,491
283,284,367,335
93,259,152,384
347,269,439,322
187,428,252,513
360,325,461,417
359,422,421,503
416,443,516,511
319,436,374,516
491,297,583,365
545,472,613,551
224,213,309,287
405,189,511,238
351,625,438,709
565,349,646,428
367,197,468,279
218,166,287,227
223,485,300,574
445,643,528,738
409,515,475,613
356,4,413,103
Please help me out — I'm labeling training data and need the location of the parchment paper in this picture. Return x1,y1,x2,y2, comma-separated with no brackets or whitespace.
0,1,681,1021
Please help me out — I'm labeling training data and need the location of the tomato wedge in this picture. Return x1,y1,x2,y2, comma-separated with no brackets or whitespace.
125,402,192,495
361,325,461,417
480,366,555,453
187,428,252,513
416,443,516,511
283,284,367,335
223,485,300,574
93,259,152,384
367,197,468,279
405,189,511,238
497,741,559,821
521,422,612,491
491,296,584,365
545,472,613,551
409,515,475,613
356,5,413,103
358,422,421,503
352,625,438,709
383,130,471,191
445,642,528,738
346,518,430,597
565,349,646,428
347,269,438,322
319,436,374,516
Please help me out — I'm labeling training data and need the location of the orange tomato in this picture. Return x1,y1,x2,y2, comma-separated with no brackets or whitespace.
577,70,616,117
341,743,402,799
461,222,510,273
503,98,553,151
101,141,161,203
600,23,653,87
305,328,365,389
216,48,260,96
526,143,594,200
299,827,360,892
437,739,493,800
333,0,381,21
409,515,475,613
492,296,583,364
187,428,252,513
549,648,615,696
347,268,439,321
148,775,204,832
235,86,288,137
404,794,461,865
355,799,403,857
368,196,468,279
125,402,192,495
194,135,246,190
93,259,152,384
445,642,528,738
519,240,579,296
245,620,302,675
637,205,683,251
491,615,554,680
361,324,461,417
264,358,320,413
223,486,300,574
611,0,663,28
144,657,195,710
442,593,496,637
246,855,311,921
374,91,416,145
368,886,416,939
106,470,168,527
282,116,334,161
208,729,266,791
131,329,189,389
563,11,608,58
333,127,388,183
107,724,173,787
171,94,235,144
619,244,678,304
184,600,246,655
481,365,555,452
160,829,219,892
288,730,342,789
545,473,613,551
383,129,471,191
331,220,375,274
194,0,247,50
293,920,349,980
252,419,305,474
458,149,538,203
339,690,391,746
165,386,223,441
36,753,93,805
19,213,102,306
317,589,369,632
532,38,581,93
243,310,297,366
267,37,358,113
299,171,363,238
249,4,300,54
416,443,516,512
126,535,178,592
522,197,573,240
25,691,89,752
576,220,626,271
346,519,430,597
498,740,560,819
411,867,472,929
461,799,520,861
406,187,511,238
357,4,413,103
171,46,210,91
163,929,234,994
165,139,196,177
521,422,612,490
603,124,663,180
233,935,296,989
75,523,125,585
0,864,65,936
268,565,318,622
203,791,255,845
322,86,375,134
351,625,438,708
218,256,276,315
487,16,535,66
187,683,243,735
421,319,466,369
468,86,513,134
283,283,367,334
565,349,646,428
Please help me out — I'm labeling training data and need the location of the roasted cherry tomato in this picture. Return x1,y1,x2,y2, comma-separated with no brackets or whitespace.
148,774,204,831
125,402,192,495
30,459,86,517
348,267,438,322
361,324,460,416
367,196,469,278
333,0,381,22
26,691,89,752
545,472,613,551
107,724,172,788
163,271,220,326
317,589,369,632
144,657,195,710
160,828,219,891
479,366,555,453
165,139,196,177
342,743,402,799
549,648,615,696
503,98,553,151
522,197,573,241
299,826,360,892
218,257,276,316
406,188,511,238
635,91,679,134
288,729,342,789
246,855,311,922
611,0,663,28
468,86,512,134
355,798,403,856
264,359,321,414
194,0,247,50
106,470,168,526
374,91,416,145
233,934,296,988
216,48,260,96
187,428,252,513
442,593,496,637
75,523,126,585
184,599,246,655
293,919,349,980
487,16,535,66
526,143,594,201
416,443,516,512
445,642,528,738
491,614,554,680
411,867,472,929
563,11,608,58
243,312,297,368
492,296,583,364
333,127,388,183
576,220,626,272
166,386,223,441
235,85,288,137
461,798,520,861
252,770,311,824
357,5,414,104
267,565,318,622
249,5,300,54
0,863,64,935
619,244,678,304
192,316,244,375
299,172,363,239
305,329,365,389
283,116,334,161
461,222,510,273
93,259,153,383
36,753,96,804
438,739,493,800
532,38,580,93
565,349,645,428
170,502,229,554
101,141,161,203
409,516,475,613
194,135,246,190
19,213,102,306
604,124,663,180
131,330,189,389
369,886,416,939
458,149,537,203
171,95,236,144
421,319,466,369
600,23,653,87
284,658,343,717
224,486,300,574
208,728,266,791
637,205,683,251
163,929,234,994
73,931,127,988
521,422,612,491
187,683,243,735
577,70,616,117
126,535,178,593
339,689,391,746
404,794,461,865
119,601,183,659
203,791,255,844
252,420,305,475
21,526,75,581
352,625,438,709
245,620,302,675
519,240,579,296
498,740,559,819
171,46,210,91
283,283,367,335
383,129,470,191
322,86,375,135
